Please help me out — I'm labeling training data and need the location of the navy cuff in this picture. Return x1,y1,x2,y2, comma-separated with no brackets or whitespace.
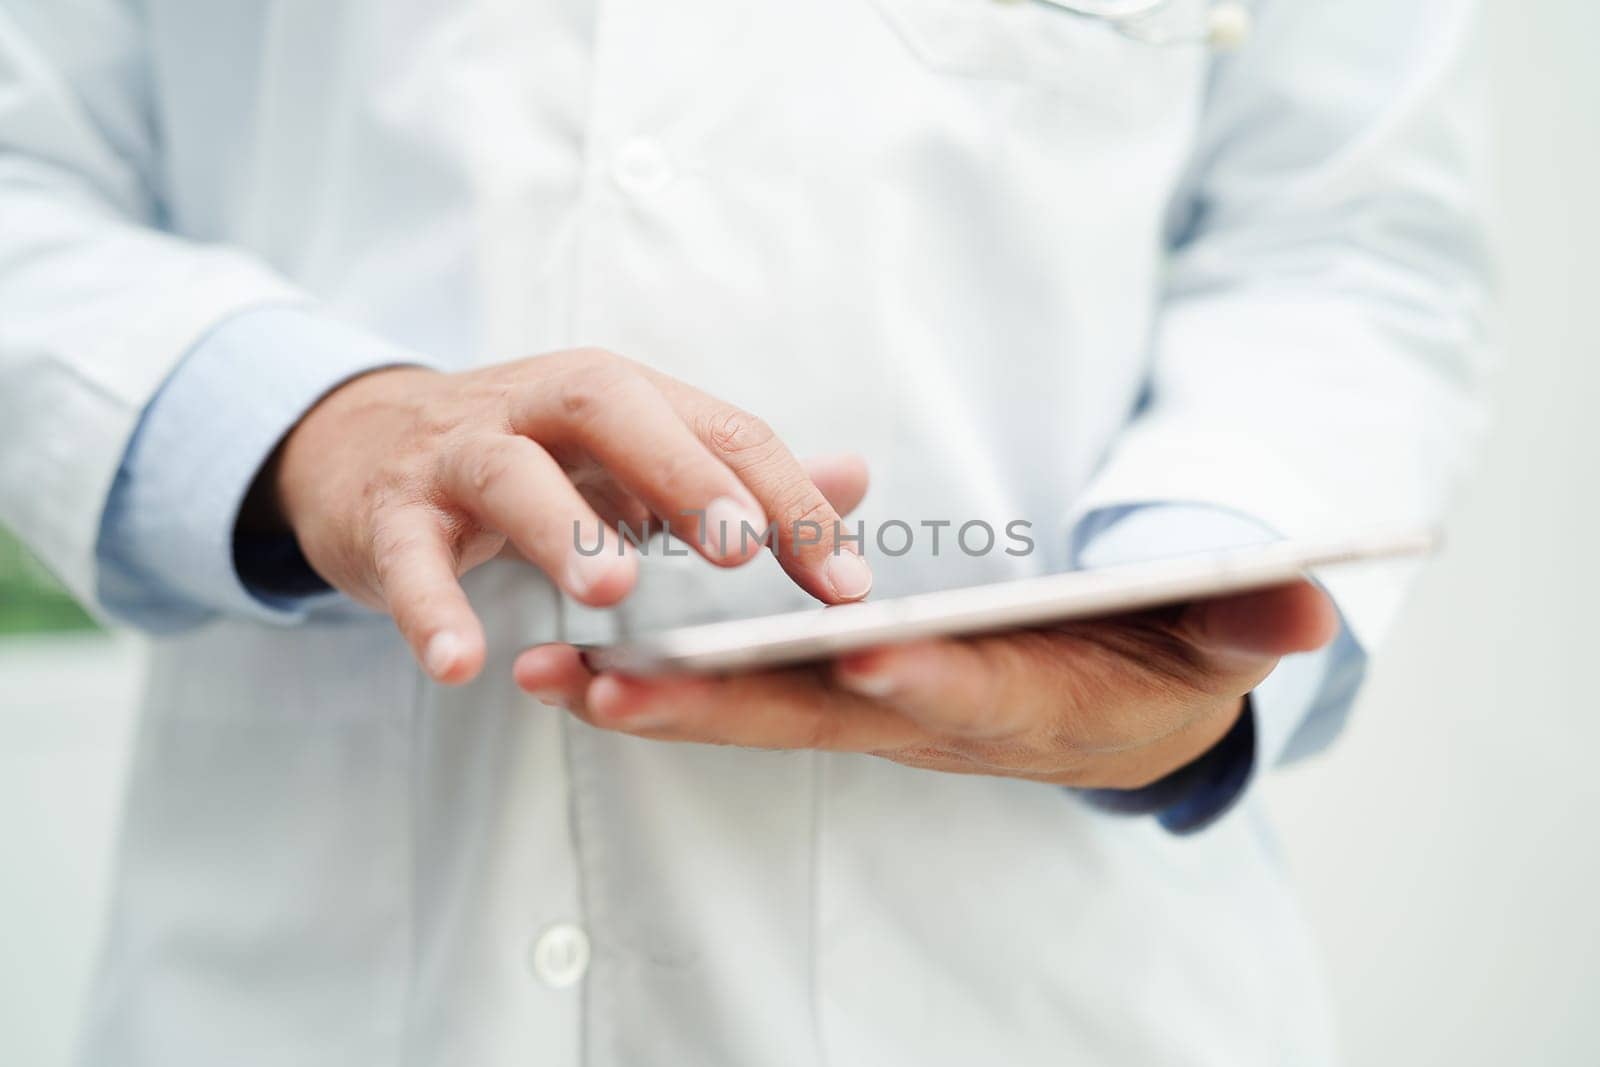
1078,701,1256,836
96,306,438,628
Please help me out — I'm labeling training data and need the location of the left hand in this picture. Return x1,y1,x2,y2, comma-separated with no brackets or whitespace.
513,580,1339,789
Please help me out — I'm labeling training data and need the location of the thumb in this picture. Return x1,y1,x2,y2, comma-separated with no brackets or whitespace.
1182,580,1340,661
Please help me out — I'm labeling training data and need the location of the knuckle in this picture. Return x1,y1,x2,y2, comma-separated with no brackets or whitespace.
371,549,422,604
777,492,835,537
416,412,459,441
459,436,533,495
413,400,472,442
370,517,427,577
368,513,406,560
556,376,605,422
701,408,776,458
358,456,421,513
555,362,636,425
469,382,521,432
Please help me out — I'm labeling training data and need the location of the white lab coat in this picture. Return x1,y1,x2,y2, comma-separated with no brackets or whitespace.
0,0,1488,1063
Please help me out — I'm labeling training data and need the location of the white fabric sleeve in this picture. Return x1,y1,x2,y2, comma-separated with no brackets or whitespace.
96,309,434,630
0,2,309,610
1073,504,1361,790
1068,0,1493,653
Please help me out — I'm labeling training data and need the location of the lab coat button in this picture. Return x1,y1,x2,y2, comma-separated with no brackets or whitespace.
613,137,676,195
530,923,590,988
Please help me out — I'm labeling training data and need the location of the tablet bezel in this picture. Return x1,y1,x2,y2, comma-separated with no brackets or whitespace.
581,527,1437,676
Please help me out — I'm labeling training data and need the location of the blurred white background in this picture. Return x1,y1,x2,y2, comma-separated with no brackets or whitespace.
1,2,1595,1063
1265,1,1600,1062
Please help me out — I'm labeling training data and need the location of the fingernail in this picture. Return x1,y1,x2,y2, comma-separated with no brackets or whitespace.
824,551,874,600
530,690,570,709
703,496,766,560
837,666,899,698
424,631,461,680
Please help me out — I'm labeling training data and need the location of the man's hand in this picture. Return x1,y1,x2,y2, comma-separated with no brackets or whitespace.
512,580,1338,790
260,348,874,684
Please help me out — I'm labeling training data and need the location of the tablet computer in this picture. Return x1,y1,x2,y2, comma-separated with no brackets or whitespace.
582,526,1437,676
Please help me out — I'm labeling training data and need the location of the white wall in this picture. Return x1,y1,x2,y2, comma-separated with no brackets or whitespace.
0,2,1594,1063
1266,1,1600,1062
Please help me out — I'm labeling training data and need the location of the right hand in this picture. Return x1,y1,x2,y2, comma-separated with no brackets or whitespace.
262,348,873,684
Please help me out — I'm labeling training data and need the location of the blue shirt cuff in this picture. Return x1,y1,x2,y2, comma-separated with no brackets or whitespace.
1068,503,1365,834
96,307,440,630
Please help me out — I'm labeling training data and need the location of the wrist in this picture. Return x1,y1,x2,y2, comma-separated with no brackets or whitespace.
1078,700,1257,834
1084,693,1247,791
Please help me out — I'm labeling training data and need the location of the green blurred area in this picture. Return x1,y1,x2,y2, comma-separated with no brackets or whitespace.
0,526,97,635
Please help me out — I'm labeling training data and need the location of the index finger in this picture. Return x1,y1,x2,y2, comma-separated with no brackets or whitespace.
651,376,874,605
509,360,770,568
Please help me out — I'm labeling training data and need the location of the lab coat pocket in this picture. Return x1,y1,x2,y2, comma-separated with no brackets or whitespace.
867,0,1201,115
